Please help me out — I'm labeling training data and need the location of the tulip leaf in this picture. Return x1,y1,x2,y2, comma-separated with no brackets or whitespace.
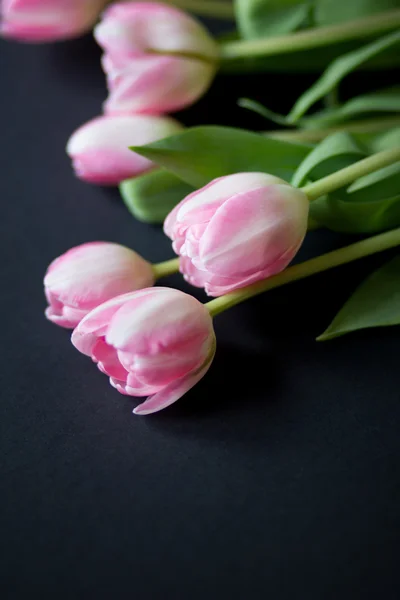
131,126,311,188
370,127,400,153
288,30,400,123
317,256,400,340
291,132,367,187
347,163,400,203
309,192,400,233
238,98,291,126
315,0,400,26
235,0,312,39
120,169,193,224
303,87,400,128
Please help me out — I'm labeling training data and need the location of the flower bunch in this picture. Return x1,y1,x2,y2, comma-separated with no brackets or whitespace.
3,1,399,415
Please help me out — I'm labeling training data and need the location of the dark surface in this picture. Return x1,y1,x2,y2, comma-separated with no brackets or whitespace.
1,30,399,600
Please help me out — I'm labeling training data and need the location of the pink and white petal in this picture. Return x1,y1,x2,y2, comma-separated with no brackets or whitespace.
71,149,153,185
62,306,88,324
109,377,131,396
95,2,218,59
133,354,214,415
77,289,154,338
199,186,306,278
71,291,147,356
103,56,215,116
91,338,128,381
126,336,211,387
109,373,161,397
175,173,284,228
45,308,78,329
106,288,213,355
179,257,208,289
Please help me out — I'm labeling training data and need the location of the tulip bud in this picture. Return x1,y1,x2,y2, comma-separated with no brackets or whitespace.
120,169,194,224
164,172,309,296
44,242,154,328
66,114,182,185
94,2,219,115
1,0,108,43
71,287,216,414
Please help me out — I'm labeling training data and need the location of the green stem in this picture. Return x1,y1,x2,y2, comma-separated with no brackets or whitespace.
152,258,180,279
301,147,400,201
207,227,400,317
161,0,234,19
220,10,400,59
264,116,400,143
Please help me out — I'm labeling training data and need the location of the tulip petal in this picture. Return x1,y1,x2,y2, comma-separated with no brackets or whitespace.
199,185,309,278
133,347,215,415
71,290,155,356
95,2,218,59
103,56,215,116
92,338,128,381
173,173,285,229
106,288,213,355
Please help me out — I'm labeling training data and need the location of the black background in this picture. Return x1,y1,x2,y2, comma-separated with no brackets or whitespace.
1,20,399,600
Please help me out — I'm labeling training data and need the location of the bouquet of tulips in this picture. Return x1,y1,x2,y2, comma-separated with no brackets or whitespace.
3,0,400,415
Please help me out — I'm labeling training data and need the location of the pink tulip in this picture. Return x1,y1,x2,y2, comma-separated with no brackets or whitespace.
66,114,182,185
44,242,155,328
71,287,216,414
164,173,309,296
94,1,219,115
1,0,107,43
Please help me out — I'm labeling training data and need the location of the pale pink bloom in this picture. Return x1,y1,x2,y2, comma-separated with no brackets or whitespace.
71,287,216,415
164,173,309,296
94,1,219,115
44,242,154,328
1,0,107,43
66,114,182,185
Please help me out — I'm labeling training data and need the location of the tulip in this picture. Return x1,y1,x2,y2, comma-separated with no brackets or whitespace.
44,242,155,328
94,1,219,115
71,287,216,414
164,172,309,296
66,114,182,185
1,0,108,43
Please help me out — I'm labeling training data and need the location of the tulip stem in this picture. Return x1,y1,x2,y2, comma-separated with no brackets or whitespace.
152,257,180,279
159,0,234,19
206,227,400,317
301,147,400,201
220,10,400,59
264,116,400,143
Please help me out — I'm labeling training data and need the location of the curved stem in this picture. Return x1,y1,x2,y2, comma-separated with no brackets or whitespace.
152,258,180,279
207,228,400,317
302,147,400,201
161,0,234,19
264,116,400,143
220,10,400,59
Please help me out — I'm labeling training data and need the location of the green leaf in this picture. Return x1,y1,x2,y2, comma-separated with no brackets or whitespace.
131,126,311,188
317,256,400,340
291,132,367,187
238,98,291,125
235,0,312,40
303,86,400,128
221,40,400,73
315,0,400,26
310,192,400,233
370,127,400,152
119,169,193,224
347,162,400,202
288,30,400,122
